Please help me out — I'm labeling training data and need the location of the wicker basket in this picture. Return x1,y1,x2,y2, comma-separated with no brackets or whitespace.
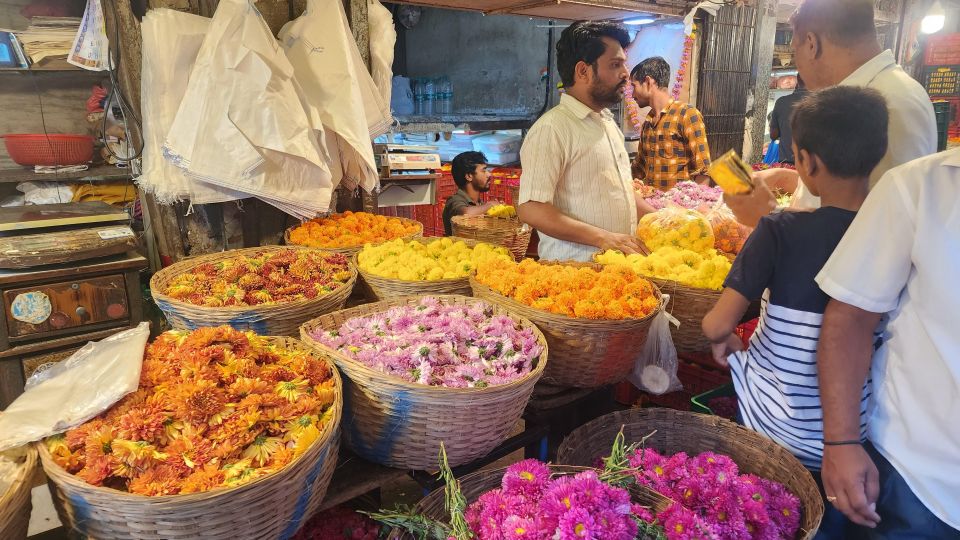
469,262,662,388
0,446,37,540
299,295,547,470
451,215,531,262
37,336,343,540
356,237,484,301
150,245,357,337
649,278,722,353
556,408,824,540
390,465,670,540
284,215,424,259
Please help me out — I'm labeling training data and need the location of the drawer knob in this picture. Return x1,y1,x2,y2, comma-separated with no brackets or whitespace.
75,306,88,317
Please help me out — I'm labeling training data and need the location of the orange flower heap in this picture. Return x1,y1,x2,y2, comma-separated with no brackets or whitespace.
288,211,421,249
163,249,351,307
476,259,658,320
46,327,337,496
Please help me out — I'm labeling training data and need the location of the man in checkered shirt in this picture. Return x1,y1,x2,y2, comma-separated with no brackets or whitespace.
630,56,712,191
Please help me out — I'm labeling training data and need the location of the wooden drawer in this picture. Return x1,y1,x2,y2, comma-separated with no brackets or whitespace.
4,274,130,339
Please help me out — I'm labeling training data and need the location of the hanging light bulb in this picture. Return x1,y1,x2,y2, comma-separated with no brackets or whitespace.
922,0,946,35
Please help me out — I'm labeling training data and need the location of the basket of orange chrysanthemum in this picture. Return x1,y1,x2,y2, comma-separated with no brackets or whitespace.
470,259,663,388
150,245,356,336
285,211,423,257
37,327,342,540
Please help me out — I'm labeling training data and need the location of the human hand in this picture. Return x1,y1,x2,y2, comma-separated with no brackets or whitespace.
710,334,743,368
597,231,649,255
822,444,882,527
754,167,800,194
723,181,777,228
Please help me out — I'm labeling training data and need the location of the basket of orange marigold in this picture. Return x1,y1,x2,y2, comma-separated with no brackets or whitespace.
37,326,342,540
285,211,423,257
470,259,663,388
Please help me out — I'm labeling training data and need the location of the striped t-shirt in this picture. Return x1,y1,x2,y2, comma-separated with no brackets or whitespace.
724,207,875,470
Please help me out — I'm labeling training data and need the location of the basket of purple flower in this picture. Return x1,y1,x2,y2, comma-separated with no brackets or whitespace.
299,295,547,469
556,408,824,539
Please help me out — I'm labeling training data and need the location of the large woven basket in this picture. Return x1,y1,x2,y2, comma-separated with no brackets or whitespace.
470,262,662,388
0,446,37,540
556,408,824,540
299,295,548,470
284,215,424,259
390,465,670,540
356,237,485,301
649,278,722,353
451,215,531,262
150,245,357,337
37,337,343,540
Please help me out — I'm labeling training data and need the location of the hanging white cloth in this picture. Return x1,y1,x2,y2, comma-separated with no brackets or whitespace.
368,0,396,108
279,0,391,193
163,0,333,218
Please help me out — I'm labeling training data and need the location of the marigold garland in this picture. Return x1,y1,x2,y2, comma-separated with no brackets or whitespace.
163,249,352,307
357,238,511,281
45,327,337,496
475,259,659,320
288,211,420,249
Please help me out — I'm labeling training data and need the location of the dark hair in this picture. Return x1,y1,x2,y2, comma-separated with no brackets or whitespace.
556,21,630,88
451,151,487,189
791,86,887,178
791,0,877,48
630,57,671,88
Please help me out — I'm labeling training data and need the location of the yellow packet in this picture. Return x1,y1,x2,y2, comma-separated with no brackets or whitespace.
708,150,754,195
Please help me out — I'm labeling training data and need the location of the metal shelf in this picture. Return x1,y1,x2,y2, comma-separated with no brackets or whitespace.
0,164,133,184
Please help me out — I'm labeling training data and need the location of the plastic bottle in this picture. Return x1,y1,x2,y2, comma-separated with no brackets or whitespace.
412,78,424,115
423,77,436,115
439,76,453,115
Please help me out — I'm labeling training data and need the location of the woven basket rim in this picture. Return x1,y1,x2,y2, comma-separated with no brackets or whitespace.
0,445,37,506
299,294,548,396
149,245,358,314
284,214,424,251
451,214,524,227
591,250,725,294
36,336,342,503
355,236,497,288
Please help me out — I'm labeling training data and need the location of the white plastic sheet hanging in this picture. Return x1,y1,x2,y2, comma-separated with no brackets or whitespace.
279,0,391,193
368,0,396,108
163,0,334,219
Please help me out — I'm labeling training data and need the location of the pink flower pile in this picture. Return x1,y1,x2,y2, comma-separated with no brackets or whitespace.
464,459,649,539
630,449,801,540
313,298,542,388
647,181,723,212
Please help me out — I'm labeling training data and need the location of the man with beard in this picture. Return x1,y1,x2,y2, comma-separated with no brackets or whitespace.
442,151,499,236
630,56,712,191
517,20,651,262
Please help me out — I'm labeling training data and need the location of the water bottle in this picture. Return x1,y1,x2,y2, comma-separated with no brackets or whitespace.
439,76,453,114
412,78,424,115
423,77,436,115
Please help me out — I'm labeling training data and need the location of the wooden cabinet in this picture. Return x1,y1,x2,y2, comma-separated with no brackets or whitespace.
4,274,130,339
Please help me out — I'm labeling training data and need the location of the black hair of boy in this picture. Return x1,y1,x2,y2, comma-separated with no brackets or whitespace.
630,56,671,88
790,86,888,178
556,21,630,88
451,151,488,190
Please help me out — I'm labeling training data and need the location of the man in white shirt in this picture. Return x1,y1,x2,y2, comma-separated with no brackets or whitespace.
815,150,960,537
518,21,652,262
725,0,937,227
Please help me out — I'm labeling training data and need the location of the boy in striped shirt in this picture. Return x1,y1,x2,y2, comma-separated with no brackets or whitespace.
702,86,888,538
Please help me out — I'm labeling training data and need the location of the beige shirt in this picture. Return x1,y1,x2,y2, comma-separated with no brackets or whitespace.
519,94,637,262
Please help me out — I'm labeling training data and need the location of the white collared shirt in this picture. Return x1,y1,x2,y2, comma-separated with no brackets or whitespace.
519,93,637,262
816,148,960,530
791,50,937,209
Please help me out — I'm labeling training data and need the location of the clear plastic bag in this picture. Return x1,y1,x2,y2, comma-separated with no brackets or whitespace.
628,296,682,395
636,206,715,253
706,203,753,255
0,323,150,451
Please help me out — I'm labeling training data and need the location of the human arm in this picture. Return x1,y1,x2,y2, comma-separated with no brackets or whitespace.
458,200,499,217
635,191,656,218
517,201,646,254
817,300,883,527
702,288,750,367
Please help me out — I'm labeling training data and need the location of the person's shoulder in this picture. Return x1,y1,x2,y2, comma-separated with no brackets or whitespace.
881,150,959,191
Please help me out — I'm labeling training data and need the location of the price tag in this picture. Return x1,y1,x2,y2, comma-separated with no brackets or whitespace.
98,227,135,240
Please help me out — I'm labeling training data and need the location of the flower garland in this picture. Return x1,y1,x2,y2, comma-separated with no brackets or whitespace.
313,297,542,388
672,28,697,100
46,327,338,496
625,82,646,135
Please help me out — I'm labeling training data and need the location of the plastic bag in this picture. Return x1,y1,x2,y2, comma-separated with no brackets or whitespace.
636,207,714,253
628,297,682,395
0,323,150,451
706,203,753,255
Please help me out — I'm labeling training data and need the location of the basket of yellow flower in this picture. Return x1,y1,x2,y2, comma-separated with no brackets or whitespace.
470,259,662,388
300,295,547,470
451,214,532,262
356,237,513,301
150,245,356,337
0,446,37,540
285,211,423,258
37,329,342,540
595,249,729,353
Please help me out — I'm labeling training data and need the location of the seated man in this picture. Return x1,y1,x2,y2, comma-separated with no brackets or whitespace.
442,151,498,236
